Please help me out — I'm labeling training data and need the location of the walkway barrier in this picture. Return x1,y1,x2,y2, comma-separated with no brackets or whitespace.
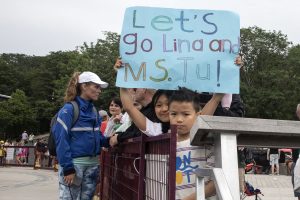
0,145,56,170
190,115,300,200
99,127,177,200
1,145,35,167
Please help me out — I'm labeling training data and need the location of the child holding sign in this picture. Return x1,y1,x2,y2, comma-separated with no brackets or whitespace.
109,88,172,146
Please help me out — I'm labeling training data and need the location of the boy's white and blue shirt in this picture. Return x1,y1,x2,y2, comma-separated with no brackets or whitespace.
53,96,109,175
176,139,216,200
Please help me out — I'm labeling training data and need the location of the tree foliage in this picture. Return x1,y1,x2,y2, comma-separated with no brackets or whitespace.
0,32,119,138
240,26,299,119
0,89,37,138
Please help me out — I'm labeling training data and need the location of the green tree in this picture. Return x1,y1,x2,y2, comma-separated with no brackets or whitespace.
285,45,300,116
240,26,299,119
0,89,37,138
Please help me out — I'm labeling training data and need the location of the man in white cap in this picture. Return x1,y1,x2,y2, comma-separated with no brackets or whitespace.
21,130,28,141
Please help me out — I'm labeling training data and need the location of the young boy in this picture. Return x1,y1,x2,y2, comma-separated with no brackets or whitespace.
169,88,224,200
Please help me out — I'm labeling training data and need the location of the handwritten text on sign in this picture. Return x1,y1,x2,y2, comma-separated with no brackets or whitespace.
116,7,240,93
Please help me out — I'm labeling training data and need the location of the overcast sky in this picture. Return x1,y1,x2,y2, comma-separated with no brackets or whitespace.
1,0,300,56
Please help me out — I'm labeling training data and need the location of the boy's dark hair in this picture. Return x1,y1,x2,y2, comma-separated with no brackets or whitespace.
110,97,123,109
169,87,202,112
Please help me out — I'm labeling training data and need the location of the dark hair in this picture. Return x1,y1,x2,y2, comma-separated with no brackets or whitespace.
110,97,123,109
169,87,202,112
144,90,173,133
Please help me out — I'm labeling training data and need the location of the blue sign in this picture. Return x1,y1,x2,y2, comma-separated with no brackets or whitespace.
116,6,240,93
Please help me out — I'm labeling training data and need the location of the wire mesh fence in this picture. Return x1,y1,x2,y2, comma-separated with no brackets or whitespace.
100,128,176,200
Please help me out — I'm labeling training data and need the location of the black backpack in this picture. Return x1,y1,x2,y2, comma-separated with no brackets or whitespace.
48,101,98,156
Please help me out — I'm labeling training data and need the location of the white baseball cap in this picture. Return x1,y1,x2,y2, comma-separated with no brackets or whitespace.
99,110,108,117
78,71,108,88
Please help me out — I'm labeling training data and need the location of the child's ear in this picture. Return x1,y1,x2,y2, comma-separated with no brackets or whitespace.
197,111,202,115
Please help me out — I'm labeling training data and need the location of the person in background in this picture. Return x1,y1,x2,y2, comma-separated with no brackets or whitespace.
103,98,123,137
52,71,110,199
99,110,109,134
268,148,280,175
114,101,142,133
4,140,13,164
28,133,35,145
15,141,24,165
35,139,46,167
23,140,30,164
21,130,28,142
4,140,10,146
0,140,6,165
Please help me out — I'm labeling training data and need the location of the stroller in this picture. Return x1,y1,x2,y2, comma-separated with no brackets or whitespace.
245,159,263,174
241,181,263,200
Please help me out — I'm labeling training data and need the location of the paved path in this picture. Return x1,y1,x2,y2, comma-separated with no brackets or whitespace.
0,167,58,200
244,174,298,200
0,167,298,199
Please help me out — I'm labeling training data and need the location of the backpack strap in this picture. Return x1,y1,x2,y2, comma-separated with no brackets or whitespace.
70,101,98,126
92,106,98,122
70,101,80,127
50,113,58,131
69,101,98,129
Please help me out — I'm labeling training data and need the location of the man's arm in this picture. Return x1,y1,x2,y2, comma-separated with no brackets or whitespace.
201,94,224,116
120,88,147,131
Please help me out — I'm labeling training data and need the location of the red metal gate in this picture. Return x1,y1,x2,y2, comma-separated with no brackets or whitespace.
100,127,176,200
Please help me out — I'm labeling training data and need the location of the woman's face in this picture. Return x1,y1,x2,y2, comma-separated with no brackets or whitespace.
154,94,169,122
109,101,122,117
80,83,101,101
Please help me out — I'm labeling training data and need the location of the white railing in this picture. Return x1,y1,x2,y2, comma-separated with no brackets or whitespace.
190,115,300,200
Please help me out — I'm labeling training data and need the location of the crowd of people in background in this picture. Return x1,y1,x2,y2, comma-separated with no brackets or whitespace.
0,134,30,166
0,131,58,169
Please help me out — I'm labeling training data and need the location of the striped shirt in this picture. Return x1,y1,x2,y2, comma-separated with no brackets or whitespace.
176,139,215,200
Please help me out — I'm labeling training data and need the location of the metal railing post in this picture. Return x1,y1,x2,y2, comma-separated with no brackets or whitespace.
138,134,146,200
190,115,300,200
168,126,177,200
196,173,205,200
214,132,239,199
